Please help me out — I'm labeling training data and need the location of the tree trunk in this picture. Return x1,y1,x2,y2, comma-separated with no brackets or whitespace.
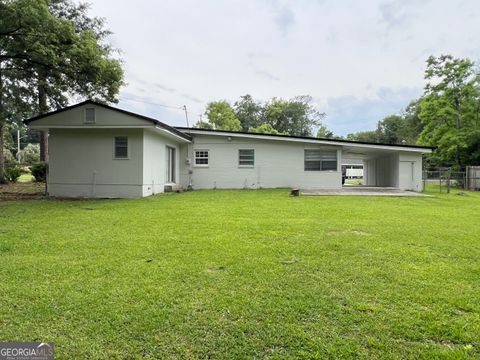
0,62,5,183
454,97,462,170
0,124,5,184
38,75,49,162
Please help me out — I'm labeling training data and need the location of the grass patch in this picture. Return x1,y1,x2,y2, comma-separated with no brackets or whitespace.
17,173,35,183
1,189,479,358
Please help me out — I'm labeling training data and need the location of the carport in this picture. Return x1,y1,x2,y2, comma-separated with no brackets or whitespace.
341,142,430,191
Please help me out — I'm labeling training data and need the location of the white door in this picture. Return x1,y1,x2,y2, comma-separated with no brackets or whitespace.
399,161,414,190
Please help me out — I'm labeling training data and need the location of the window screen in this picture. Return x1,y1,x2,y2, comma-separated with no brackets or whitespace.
114,136,128,159
304,150,337,171
85,108,96,123
194,150,209,166
239,149,254,166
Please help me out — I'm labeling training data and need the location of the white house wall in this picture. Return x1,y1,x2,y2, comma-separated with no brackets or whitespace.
363,152,423,191
48,128,144,198
142,129,181,196
180,135,342,190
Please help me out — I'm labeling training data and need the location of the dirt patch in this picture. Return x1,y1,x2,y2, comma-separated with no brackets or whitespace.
206,266,225,272
0,182,46,201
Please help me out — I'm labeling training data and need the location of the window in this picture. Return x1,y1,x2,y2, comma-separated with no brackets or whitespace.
239,149,254,166
114,136,128,159
194,150,209,166
304,149,337,171
85,108,96,124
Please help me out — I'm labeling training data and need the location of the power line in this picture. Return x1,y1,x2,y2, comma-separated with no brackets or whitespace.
120,96,184,110
120,95,204,125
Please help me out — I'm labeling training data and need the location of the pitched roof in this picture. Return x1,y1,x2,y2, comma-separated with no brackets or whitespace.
24,100,192,141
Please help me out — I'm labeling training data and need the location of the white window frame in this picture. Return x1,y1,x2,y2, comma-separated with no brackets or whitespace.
84,107,96,124
113,136,129,160
194,149,209,167
304,149,338,171
238,149,255,167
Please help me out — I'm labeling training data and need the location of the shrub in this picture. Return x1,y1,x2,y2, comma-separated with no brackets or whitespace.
5,165,22,183
31,162,47,182
3,147,16,164
18,143,40,165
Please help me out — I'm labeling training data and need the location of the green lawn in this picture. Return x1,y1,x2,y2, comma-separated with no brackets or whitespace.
1,189,479,359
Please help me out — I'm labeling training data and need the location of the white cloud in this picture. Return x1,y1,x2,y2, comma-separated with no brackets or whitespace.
89,0,480,134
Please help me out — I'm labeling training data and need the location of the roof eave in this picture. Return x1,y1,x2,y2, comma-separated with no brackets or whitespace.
175,127,433,153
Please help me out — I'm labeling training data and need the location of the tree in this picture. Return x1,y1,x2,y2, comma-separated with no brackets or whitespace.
418,55,480,169
204,100,241,131
250,123,287,135
201,95,331,136
17,143,39,164
0,0,123,181
233,94,263,131
346,130,379,143
345,99,423,145
194,118,214,129
316,125,333,139
400,100,423,144
263,96,325,136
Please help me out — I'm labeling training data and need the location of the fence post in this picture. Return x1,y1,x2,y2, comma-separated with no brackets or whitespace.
447,168,451,194
439,170,442,193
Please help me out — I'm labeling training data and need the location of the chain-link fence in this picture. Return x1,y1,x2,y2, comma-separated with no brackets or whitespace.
423,166,480,193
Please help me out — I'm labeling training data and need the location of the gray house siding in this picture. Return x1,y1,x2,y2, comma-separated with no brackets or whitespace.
181,134,342,190
48,128,144,198
142,129,182,196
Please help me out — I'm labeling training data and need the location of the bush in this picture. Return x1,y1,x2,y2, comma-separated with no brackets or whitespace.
18,143,40,165
5,165,22,183
31,162,47,182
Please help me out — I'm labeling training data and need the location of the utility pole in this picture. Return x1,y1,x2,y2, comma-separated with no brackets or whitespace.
17,129,21,162
183,105,190,128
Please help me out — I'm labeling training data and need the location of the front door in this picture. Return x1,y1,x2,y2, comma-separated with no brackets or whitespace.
167,146,176,183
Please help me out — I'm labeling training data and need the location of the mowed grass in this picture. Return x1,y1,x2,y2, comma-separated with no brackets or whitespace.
1,189,480,359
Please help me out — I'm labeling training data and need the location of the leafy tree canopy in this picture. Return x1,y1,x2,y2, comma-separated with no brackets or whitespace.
250,123,287,135
199,95,328,136
0,0,124,180
418,55,480,169
203,100,241,131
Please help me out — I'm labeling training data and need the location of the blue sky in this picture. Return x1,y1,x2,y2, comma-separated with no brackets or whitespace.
90,0,480,136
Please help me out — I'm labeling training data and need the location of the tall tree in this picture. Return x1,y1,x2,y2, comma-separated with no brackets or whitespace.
204,100,241,131
0,0,123,177
264,96,325,137
233,94,263,131
418,55,480,169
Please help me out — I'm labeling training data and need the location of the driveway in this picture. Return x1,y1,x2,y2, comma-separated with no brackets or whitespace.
301,186,431,197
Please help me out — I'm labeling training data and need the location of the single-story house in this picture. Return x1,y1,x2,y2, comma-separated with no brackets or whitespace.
24,100,432,198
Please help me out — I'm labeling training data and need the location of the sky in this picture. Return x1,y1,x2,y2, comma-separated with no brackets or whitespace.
89,0,480,136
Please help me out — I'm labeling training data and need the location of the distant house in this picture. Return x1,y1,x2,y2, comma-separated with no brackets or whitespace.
24,100,432,198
